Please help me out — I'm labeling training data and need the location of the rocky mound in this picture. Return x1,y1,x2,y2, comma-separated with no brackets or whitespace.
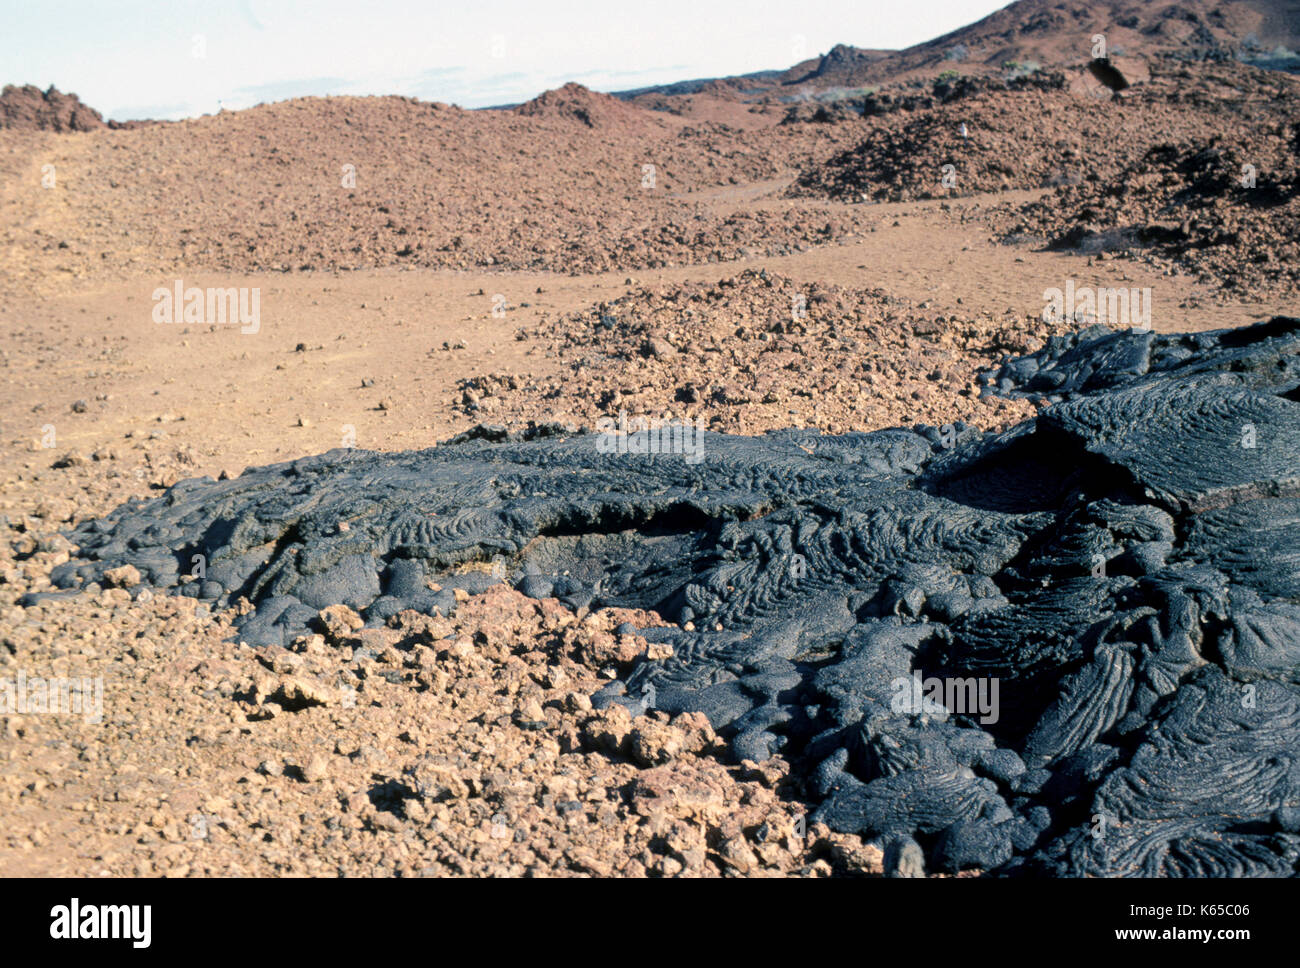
789,62,1297,203
1,93,866,279
459,269,1049,435
45,315,1300,877
788,87,1090,201
514,83,648,127
1,550,879,876
779,99,866,125
0,84,108,132
1005,126,1300,299
780,70,1068,126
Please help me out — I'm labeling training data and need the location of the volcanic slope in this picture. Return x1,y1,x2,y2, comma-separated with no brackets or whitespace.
773,0,1300,87
790,61,1300,206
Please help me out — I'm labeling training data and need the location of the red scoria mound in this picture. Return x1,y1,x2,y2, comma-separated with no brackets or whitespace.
1,92,870,280
453,268,1059,435
0,84,108,132
788,61,1300,203
514,82,648,128
1004,124,1300,300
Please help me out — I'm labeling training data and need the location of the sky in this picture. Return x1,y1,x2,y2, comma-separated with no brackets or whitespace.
1,0,1011,121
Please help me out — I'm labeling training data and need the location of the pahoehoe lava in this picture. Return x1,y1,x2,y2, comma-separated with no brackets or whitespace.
47,317,1300,877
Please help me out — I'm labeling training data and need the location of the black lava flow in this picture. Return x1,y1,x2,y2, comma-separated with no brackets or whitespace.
44,316,1300,876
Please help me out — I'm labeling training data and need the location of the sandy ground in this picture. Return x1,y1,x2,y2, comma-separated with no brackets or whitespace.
5,193,1281,484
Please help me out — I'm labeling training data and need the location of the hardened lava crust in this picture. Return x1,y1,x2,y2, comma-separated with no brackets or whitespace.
45,316,1300,877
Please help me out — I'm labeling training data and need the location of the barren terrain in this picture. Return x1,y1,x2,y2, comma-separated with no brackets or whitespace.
3,1,1299,878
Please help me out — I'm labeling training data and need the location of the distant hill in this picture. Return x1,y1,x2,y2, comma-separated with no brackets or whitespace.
0,83,154,132
0,84,108,132
869,0,1300,79
780,44,897,86
616,0,1300,108
513,82,655,127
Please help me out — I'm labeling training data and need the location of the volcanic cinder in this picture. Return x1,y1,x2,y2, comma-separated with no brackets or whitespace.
41,315,1300,877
